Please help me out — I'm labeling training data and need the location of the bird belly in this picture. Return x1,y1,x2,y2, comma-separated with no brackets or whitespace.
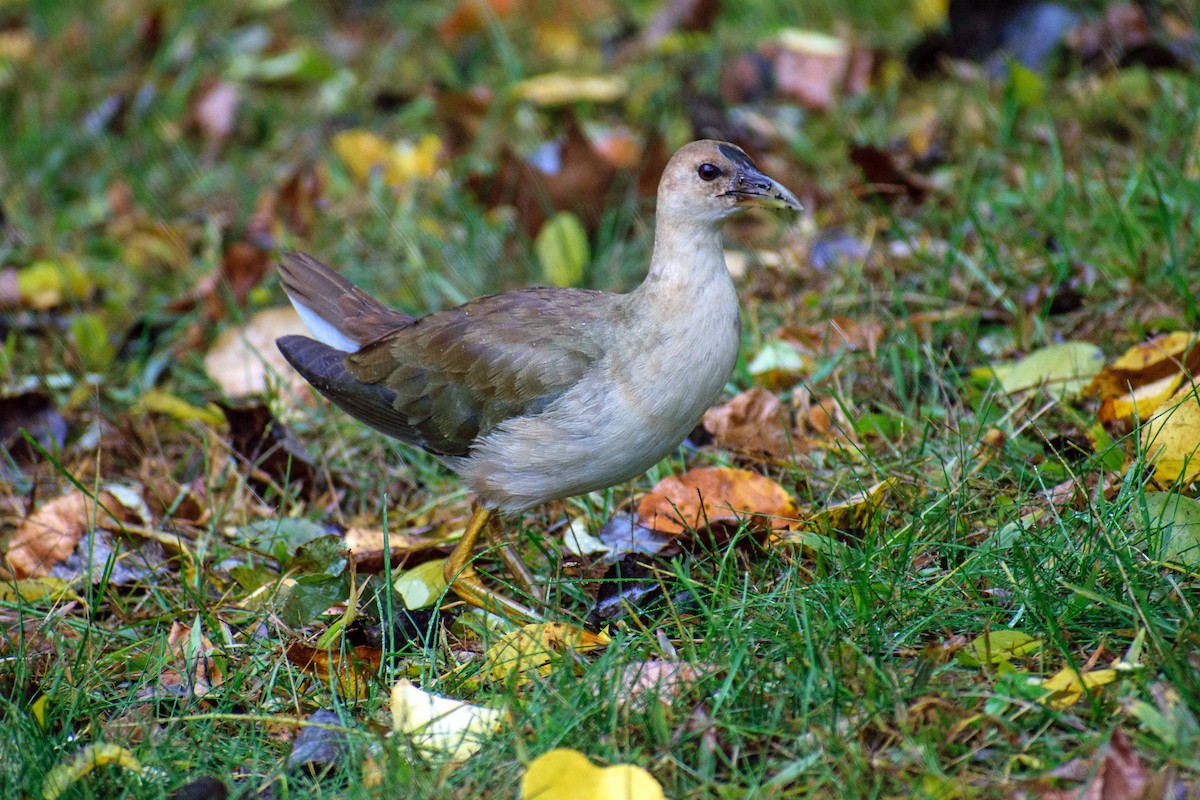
459,312,739,511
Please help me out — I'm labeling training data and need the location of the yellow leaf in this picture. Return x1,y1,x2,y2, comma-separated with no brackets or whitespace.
1109,331,1200,371
392,558,448,610
1099,371,1185,423
134,389,225,427
1038,666,1119,710
42,743,147,800
484,622,610,684
535,211,589,288
1140,384,1200,482
17,258,90,310
512,73,627,105
332,131,441,188
958,630,1042,666
521,749,664,800
390,679,503,761
0,577,79,604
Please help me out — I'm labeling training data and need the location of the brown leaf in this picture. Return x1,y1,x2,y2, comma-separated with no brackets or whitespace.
638,466,798,537
1088,332,1200,419
277,163,325,238
470,117,665,236
702,388,794,457
608,660,711,711
219,402,320,502
777,316,885,358
161,621,223,698
171,241,270,323
848,143,934,204
5,490,139,579
286,641,381,700
1030,729,1159,800
344,526,451,574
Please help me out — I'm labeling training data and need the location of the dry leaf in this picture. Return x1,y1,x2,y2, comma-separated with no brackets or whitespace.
203,306,311,399
483,622,610,684
1140,385,1200,483
702,388,793,457
42,744,148,800
390,679,503,761
638,466,798,536
1038,665,1120,710
521,748,664,800
782,479,892,542
286,640,380,700
219,401,319,500
512,73,627,105
5,490,141,578
1091,332,1200,421
609,660,710,712
161,621,223,698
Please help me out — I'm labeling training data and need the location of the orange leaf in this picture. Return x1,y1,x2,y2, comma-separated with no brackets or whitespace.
637,466,798,536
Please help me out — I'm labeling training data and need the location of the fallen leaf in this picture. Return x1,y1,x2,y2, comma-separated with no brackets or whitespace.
161,620,223,698
849,142,934,204
957,629,1043,666
286,709,351,776
390,679,503,761
1139,384,1200,483
483,622,610,685
1099,372,1186,424
170,241,270,323
332,130,440,188
1133,493,1200,568
42,743,149,800
5,490,142,578
512,73,627,105
520,748,664,800
16,257,91,310
219,401,319,500
1089,331,1200,404
203,306,311,399
638,466,798,536
286,641,380,700
608,660,710,712
780,479,892,543
992,342,1105,400
392,558,449,610
702,387,793,458
1038,665,1120,710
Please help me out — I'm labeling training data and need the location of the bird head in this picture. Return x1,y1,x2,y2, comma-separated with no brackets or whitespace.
656,140,801,225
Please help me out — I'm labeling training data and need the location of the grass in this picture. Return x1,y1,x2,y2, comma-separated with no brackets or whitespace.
2,0,1200,797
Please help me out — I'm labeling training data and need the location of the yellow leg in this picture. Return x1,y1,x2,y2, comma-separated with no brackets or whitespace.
443,504,540,622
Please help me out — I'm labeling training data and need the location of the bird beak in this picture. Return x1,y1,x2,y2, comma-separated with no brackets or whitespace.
726,164,802,211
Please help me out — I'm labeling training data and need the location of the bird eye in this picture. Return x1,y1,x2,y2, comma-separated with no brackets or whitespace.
697,163,721,181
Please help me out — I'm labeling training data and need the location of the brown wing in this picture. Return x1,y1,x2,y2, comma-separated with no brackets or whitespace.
338,287,619,457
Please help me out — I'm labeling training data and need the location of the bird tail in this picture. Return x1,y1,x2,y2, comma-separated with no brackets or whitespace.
277,251,411,352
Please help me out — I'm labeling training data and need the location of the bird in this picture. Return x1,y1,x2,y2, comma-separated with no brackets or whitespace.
276,139,800,620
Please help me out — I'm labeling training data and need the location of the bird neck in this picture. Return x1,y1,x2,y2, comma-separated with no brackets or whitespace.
639,217,728,295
